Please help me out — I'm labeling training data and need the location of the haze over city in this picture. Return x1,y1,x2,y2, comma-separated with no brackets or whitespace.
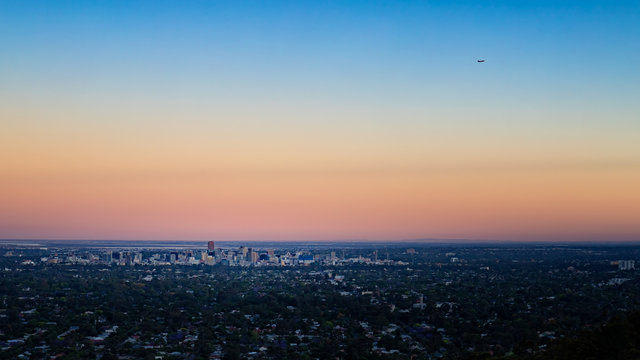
1,1,639,242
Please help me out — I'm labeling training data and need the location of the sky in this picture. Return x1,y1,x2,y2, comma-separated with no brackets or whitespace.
1,0,639,242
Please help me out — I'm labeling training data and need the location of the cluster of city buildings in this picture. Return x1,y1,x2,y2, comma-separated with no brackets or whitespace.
36,241,404,267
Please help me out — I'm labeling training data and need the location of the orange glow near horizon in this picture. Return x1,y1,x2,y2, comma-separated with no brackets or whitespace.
2,104,640,241
2,137,639,241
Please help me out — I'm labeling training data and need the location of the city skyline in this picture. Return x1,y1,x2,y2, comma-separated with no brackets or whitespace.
1,1,639,242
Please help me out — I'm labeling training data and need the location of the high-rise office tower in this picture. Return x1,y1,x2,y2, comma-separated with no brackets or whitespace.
207,241,215,251
239,246,248,258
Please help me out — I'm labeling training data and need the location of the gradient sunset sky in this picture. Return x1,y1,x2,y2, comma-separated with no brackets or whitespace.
1,1,639,242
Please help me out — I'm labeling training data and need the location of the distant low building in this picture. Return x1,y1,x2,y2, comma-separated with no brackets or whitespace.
619,259,635,270
298,255,314,264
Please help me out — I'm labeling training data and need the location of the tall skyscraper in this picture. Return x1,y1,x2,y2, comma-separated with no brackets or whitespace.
239,246,248,258
207,241,215,251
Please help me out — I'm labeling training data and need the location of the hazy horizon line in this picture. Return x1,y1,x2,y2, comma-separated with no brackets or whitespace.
2,238,640,246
